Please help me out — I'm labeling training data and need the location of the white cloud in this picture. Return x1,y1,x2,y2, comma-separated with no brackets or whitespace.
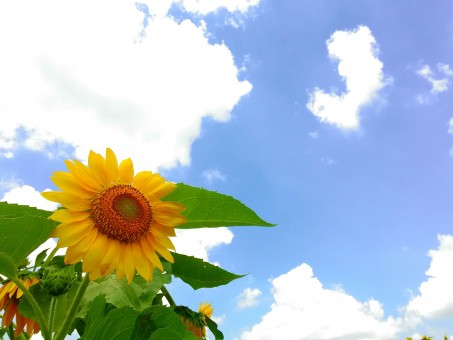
241,263,401,340
306,26,387,130
0,1,252,171
202,169,227,183
415,63,453,104
172,227,234,261
308,131,319,139
1,185,58,211
177,0,260,15
405,235,453,320
320,156,337,165
416,64,451,94
237,287,262,309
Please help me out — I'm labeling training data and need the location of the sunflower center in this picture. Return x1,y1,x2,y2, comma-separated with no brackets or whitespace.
91,184,152,243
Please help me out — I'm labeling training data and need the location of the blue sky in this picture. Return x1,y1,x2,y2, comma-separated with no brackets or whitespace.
1,0,453,339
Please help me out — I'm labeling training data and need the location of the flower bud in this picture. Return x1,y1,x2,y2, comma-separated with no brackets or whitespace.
40,265,76,296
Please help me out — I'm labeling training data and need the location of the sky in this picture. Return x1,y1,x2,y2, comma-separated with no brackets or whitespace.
1,0,453,339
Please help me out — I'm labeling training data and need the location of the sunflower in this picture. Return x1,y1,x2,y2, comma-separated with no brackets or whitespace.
42,148,186,283
177,302,214,338
198,302,213,319
0,277,40,336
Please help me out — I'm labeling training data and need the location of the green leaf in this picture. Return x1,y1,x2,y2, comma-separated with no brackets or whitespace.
148,328,184,340
171,253,245,290
206,317,224,340
163,184,275,229
33,248,49,270
0,202,57,277
81,295,109,340
77,271,169,319
0,252,17,277
131,305,187,340
88,306,138,340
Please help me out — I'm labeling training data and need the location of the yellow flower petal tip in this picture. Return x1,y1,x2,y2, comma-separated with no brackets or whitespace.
42,148,186,283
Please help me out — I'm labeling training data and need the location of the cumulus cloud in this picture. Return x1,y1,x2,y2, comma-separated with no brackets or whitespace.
172,227,234,261
306,26,387,130
416,63,453,104
241,263,401,340
405,235,453,320
0,1,252,170
237,287,262,309
1,185,58,211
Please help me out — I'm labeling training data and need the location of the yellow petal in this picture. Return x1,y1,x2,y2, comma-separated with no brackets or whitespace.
150,222,176,237
52,220,95,248
0,281,14,300
132,242,151,281
70,160,101,192
123,243,136,284
41,191,90,211
153,208,187,227
115,246,126,281
105,148,119,183
99,240,120,277
138,173,166,197
50,209,90,224
118,158,134,184
133,171,154,189
88,151,108,186
141,235,163,271
82,233,108,274
147,232,173,263
100,238,121,267
155,245,174,263
65,228,98,264
51,171,93,198
149,231,175,251
147,182,175,200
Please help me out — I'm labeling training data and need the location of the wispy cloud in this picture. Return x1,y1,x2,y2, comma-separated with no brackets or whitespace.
237,288,262,309
415,63,453,104
203,169,227,184
176,0,260,15
306,26,388,130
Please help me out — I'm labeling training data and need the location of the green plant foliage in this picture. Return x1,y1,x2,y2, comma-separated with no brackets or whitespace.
0,181,273,339
84,305,138,340
205,316,224,340
0,203,56,277
163,183,275,229
77,271,170,319
18,282,81,333
172,252,244,290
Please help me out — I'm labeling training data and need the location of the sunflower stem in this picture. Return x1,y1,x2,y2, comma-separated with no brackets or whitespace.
161,285,176,306
8,324,16,340
10,277,51,340
53,274,90,340
48,297,56,336
41,247,59,268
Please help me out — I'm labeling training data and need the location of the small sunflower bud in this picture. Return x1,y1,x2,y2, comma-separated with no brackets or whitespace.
41,265,76,296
